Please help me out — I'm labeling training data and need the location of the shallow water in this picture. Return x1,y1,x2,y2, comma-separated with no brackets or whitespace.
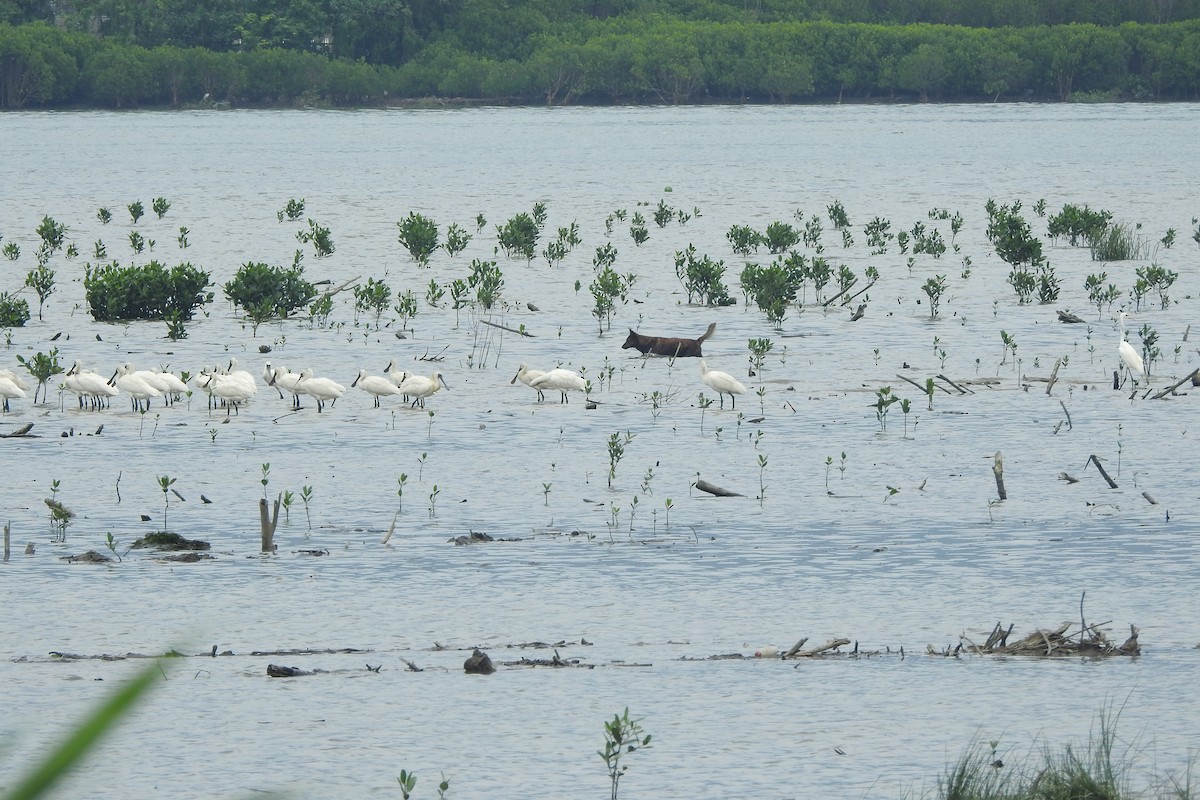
1,104,1199,798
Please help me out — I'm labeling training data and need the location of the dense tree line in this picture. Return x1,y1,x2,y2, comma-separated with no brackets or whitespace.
3,11,1200,107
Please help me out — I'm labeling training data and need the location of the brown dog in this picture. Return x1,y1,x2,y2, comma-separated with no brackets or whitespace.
621,322,716,358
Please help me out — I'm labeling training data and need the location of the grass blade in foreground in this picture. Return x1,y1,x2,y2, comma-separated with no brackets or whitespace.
4,660,162,800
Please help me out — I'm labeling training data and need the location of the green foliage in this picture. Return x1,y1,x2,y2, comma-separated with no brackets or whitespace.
921,274,947,318
741,256,803,327
0,292,31,327
1089,222,1148,261
763,221,800,254
16,347,64,403
827,199,850,229
97,207,113,225
35,215,66,253
2,241,20,261
985,199,1043,269
673,245,733,306
1037,264,1061,303
353,276,392,322
1135,263,1177,309
1085,272,1121,318
1008,268,1037,304
397,212,440,266
297,219,334,257
278,198,306,222
394,289,418,330
85,260,212,322
590,266,633,333
726,224,763,255
496,212,539,261
308,294,333,327
1046,203,1111,245
152,197,171,218
599,707,652,800
127,200,144,223
467,259,503,309
652,200,673,228
874,386,898,431
223,260,316,319
593,242,618,271
24,264,55,320
443,223,471,257
628,212,649,246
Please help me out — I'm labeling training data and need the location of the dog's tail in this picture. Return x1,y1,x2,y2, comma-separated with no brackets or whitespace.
698,322,716,343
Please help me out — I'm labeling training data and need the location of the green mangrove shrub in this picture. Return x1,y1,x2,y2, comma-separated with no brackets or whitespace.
726,224,763,255
497,212,539,261
85,260,212,321
353,277,392,323
397,212,439,266
223,260,317,319
297,219,335,257
741,255,803,326
0,291,31,327
674,245,734,306
24,264,55,320
443,223,471,257
1046,203,1111,245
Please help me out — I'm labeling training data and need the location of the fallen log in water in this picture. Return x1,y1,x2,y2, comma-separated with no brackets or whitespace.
695,479,743,497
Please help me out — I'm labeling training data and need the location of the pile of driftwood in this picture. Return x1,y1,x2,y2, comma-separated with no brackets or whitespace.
941,619,1140,658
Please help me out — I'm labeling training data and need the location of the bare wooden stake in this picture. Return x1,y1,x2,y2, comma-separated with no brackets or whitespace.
1045,358,1062,395
992,451,1007,501
381,510,400,545
1086,455,1118,489
1141,491,1158,505
1059,399,1072,430
260,493,281,553
3,521,9,562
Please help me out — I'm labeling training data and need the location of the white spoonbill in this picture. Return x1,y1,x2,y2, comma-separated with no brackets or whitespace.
700,360,746,409
66,361,118,410
224,358,258,396
382,359,411,386
195,372,254,416
398,370,448,408
352,369,403,407
0,374,26,412
530,368,586,404
511,363,547,402
0,369,30,391
296,368,346,412
1117,312,1145,386
268,365,306,409
112,364,163,412
264,362,284,398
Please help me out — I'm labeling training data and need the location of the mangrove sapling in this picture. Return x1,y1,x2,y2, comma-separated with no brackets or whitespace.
443,223,470,257
128,200,144,223
297,219,335,257
606,432,633,489
900,399,912,436
35,215,66,253
396,474,407,513
104,532,123,562
0,291,31,328
628,495,638,536
1000,331,1017,365
757,454,768,506
46,480,73,541
97,206,113,224
697,393,713,433
839,451,847,480
281,490,294,524
17,348,64,404
260,463,270,501
756,386,767,416
352,277,391,324
542,483,551,506
396,212,439,266
925,378,936,410
92,240,106,259
2,241,19,260
394,290,418,333
156,474,175,532
921,275,946,318
600,707,652,800
874,386,898,432
628,212,649,246
279,198,306,222
664,499,673,531
428,485,439,518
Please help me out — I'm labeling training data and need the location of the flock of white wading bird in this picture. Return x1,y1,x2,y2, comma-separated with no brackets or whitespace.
0,318,1150,415
0,354,750,415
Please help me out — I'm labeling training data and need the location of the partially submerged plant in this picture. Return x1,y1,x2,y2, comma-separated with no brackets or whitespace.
599,708,652,800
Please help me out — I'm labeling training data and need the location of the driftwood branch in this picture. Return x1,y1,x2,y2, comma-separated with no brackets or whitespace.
792,638,851,657
260,493,281,552
1152,368,1199,399
481,319,534,337
695,479,743,497
1086,455,1118,489
937,374,972,394
1,423,34,438
992,451,1007,501
1056,310,1086,323
1046,358,1062,395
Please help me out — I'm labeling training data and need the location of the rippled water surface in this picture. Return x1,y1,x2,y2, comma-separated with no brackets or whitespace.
2,104,1200,798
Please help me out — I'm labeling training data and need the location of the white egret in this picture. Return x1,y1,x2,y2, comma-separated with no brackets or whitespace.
1117,312,1145,386
352,368,403,407
0,374,26,412
700,360,746,409
529,368,586,404
296,368,346,412
398,370,448,408
510,363,547,402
